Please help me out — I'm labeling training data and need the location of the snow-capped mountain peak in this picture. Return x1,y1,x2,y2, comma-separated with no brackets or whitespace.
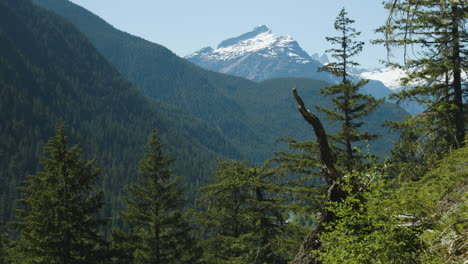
185,25,316,72
217,25,271,49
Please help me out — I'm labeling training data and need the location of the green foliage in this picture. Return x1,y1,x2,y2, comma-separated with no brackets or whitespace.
317,144,468,264
273,138,321,176
319,8,383,172
320,8,364,79
194,160,308,264
0,0,438,263
115,130,197,264
386,117,445,180
272,137,328,215
376,0,467,150
8,126,108,264
317,165,422,264
398,144,468,263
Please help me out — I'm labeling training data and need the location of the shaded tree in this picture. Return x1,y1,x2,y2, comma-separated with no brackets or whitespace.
116,130,197,264
194,160,306,264
9,126,107,264
377,0,467,151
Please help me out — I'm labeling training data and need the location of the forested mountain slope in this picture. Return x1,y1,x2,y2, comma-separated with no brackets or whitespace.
0,0,240,222
33,0,410,161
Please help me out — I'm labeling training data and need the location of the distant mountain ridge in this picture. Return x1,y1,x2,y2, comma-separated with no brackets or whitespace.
186,26,432,113
311,53,329,65
186,25,404,89
186,25,333,82
185,26,395,97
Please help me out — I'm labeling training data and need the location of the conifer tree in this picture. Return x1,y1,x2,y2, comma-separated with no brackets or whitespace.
9,126,107,264
195,160,305,264
377,0,467,150
286,11,382,261
319,8,382,172
118,129,196,264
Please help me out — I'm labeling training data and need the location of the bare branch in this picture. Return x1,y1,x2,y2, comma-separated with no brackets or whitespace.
292,88,342,183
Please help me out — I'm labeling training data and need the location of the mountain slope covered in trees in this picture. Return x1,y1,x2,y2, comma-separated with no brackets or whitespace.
33,0,410,161
0,0,241,222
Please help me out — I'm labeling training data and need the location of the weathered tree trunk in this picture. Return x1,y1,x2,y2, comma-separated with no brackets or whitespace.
290,88,346,264
292,88,341,184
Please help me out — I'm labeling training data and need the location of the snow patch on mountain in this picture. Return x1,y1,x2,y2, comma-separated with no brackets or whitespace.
360,67,408,90
360,66,467,92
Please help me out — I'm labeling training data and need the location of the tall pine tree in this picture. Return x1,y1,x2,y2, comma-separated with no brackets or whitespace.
117,129,196,264
377,0,467,150
9,126,107,264
194,160,306,264
288,10,382,263
319,8,382,172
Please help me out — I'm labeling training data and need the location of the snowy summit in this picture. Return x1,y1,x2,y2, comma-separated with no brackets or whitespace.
187,25,311,64
185,25,330,82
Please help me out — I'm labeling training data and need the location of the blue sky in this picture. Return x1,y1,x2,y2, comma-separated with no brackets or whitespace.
69,0,398,68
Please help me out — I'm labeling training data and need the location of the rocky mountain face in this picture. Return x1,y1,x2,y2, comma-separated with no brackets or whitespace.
311,53,329,65
185,25,333,82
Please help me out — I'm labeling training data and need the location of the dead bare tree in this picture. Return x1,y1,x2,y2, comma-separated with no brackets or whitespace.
290,88,346,264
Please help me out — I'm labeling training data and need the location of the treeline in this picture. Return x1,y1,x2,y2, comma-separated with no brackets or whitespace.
0,126,316,263
0,124,466,264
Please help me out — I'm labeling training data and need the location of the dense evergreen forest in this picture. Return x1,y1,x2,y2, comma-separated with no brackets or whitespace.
0,0,466,263
0,0,241,224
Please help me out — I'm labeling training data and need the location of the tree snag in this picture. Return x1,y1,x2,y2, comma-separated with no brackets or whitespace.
290,88,345,264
